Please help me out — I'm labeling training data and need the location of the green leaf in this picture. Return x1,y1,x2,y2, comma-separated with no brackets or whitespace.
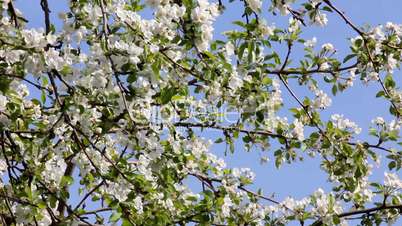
171,95,184,101
322,6,333,12
203,51,216,60
275,153,283,168
247,41,254,63
332,215,341,224
343,54,356,63
388,161,396,170
233,20,246,28
37,201,47,209
109,212,122,222
60,65,73,76
229,140,235,153
384,74,395,89
41,90,46,104
127,74,137,84
61,175,74,186
50,24,56,33
331,85,338,95
256,110,264,123
262,77,272,85
369,128,378,136
376,90,385,98
304,3,313,10
354,38,363,47
49,195,58,208
159,87,177,104
388,130,399,141
242,135,251,143
0,77,11,93
238,42,247,59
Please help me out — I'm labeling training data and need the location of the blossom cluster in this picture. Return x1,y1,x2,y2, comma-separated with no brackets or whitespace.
0,0,400,225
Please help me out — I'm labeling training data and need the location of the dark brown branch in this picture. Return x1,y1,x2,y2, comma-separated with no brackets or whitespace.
339,204,402,218
189,173,295,213
2,73,52,93
277,43,317,127
323,0,400,118
275,42,340,162
40,0,51,35
178,122,395,154
312,204,402,225
77,208,112,216
266,62,358,76
36,181,95,226
7,1,19,28
73,181,105,212
174,121,287,139
1,193,16,225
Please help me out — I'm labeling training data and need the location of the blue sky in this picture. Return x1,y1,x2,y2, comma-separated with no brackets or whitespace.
14,0,401,225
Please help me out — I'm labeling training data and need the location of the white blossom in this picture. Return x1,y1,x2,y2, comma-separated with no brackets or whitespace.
312,89,332,109
346,68,357,87
384,172,402,190
372,117,385,125
225,42,235,57
311,0,322,7
222,195,233,217
313,12,328,27
331,114,362,134
228,71,243,91
304,37,317,48
319,62,330,70
0,1,399,225
385,54,397,72
288,17,300,33
191,0,220,51
21,28,46,48
246,0,262,12
321,43,334,52
44,48,65,71
292,118,304,141
0,95,8,112
0,159,7,175
42,154,67,185
366,71,379,83
134,196,144,214
259,20,275,37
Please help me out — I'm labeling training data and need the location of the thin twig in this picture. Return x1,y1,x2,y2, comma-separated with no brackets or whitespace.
40,0,51,34
323,0,400,118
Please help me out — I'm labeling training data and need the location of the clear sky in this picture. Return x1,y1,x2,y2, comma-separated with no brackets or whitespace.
14,0,402,225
